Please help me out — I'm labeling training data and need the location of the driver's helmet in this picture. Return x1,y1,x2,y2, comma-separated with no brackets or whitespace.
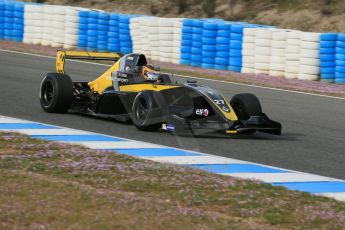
141,64,159,82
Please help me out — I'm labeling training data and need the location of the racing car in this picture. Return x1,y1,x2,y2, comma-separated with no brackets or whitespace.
39,51,281,136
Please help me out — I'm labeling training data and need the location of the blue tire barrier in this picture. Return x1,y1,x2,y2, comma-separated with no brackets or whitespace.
320,48,336,54
191,47,201,54
202,57,215,64
230,33,243,41
336,66,345,73
203,22,218,30
87,41,98,48
203,30,217,38
320,41,337,48
202,51,216,58
218,23,231,30
229,57,242,65
97,35,108,42
193,20,203,28
214,64,228,70
88,11,98,18
98,30,108,36
183,19,194,27
108,44,120,52
180,59,191,65
181,39,192,46
181,46,191,53
119,28,130,35
87,30,98,36
193,27,203,35
109,19,118,27
320,54,336,62
192,41,202,48
79,17,88,24
320,73,335,79
181,53,192,60
98,24,108,31
336,54,345,61
320,68,335,74
202,45,216,52
88,36,97,43
98,19,109,26
97,44,108,51
215,57,229,65
119,34,131,40
216,44,229,51
110,13,119,20
79,11,89,18
98,13,109,21
108,26,119,33
78,23,88,30
107,32,118,38
336,60,345,67
228,65,242,72
182,26,193,33
108,39,120,45
201,63,214,69
231,24,245,34
119,23,130,30
320,62,335,68
191,54,202,62
216,37,229,44
88,17,98,24
229,49,242,58
337,41,345,49
202,37,216,45
182,33,193,40
120,47,132,53
120,41,132,47
78,39,87,47
217,30,230,37
191,61,202,67
320,33,338,41
335,72,345,79
337,47,345,54
335,79,345,84
230,41,242,49
192,34,202,41
119,15,131,24
338,34,345,42
216,51,229,58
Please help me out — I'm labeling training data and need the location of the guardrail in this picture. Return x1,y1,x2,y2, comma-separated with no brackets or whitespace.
0,0,344,83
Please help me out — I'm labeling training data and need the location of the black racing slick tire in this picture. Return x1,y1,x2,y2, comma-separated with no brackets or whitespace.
40,73,73,113
230,93,262,120
132,91,167,131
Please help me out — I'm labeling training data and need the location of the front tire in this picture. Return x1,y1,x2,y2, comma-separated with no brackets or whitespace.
230,93,262,120
40,73,73,113
132,91,167,131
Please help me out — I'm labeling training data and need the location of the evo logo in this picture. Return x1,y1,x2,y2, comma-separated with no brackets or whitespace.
196,108,209,117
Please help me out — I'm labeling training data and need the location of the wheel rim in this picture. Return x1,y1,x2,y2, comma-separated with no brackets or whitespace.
42,81,54,106
136,98,148,123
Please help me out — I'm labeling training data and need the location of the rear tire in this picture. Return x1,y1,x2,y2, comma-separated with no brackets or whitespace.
132,91,167,131
40,73,73,113
230,93,262,120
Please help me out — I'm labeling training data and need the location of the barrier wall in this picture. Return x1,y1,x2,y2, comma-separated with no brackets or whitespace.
0,0,345,83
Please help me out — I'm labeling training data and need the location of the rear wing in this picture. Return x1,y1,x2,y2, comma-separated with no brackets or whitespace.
56,50,123,74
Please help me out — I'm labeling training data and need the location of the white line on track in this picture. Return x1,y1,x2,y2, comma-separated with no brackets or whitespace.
1,49,344,100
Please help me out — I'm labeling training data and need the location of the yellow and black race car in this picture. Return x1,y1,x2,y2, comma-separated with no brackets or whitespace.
39,51,281,136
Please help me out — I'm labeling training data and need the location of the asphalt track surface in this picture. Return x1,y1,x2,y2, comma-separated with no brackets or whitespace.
1,50,345,180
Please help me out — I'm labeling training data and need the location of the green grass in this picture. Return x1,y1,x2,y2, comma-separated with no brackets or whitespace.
1,132,345,229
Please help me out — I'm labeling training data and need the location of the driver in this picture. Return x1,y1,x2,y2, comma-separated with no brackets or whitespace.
141,64,161,82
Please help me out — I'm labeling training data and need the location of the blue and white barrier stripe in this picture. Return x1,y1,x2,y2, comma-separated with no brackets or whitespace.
1,114,345,202
0,0,345,83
